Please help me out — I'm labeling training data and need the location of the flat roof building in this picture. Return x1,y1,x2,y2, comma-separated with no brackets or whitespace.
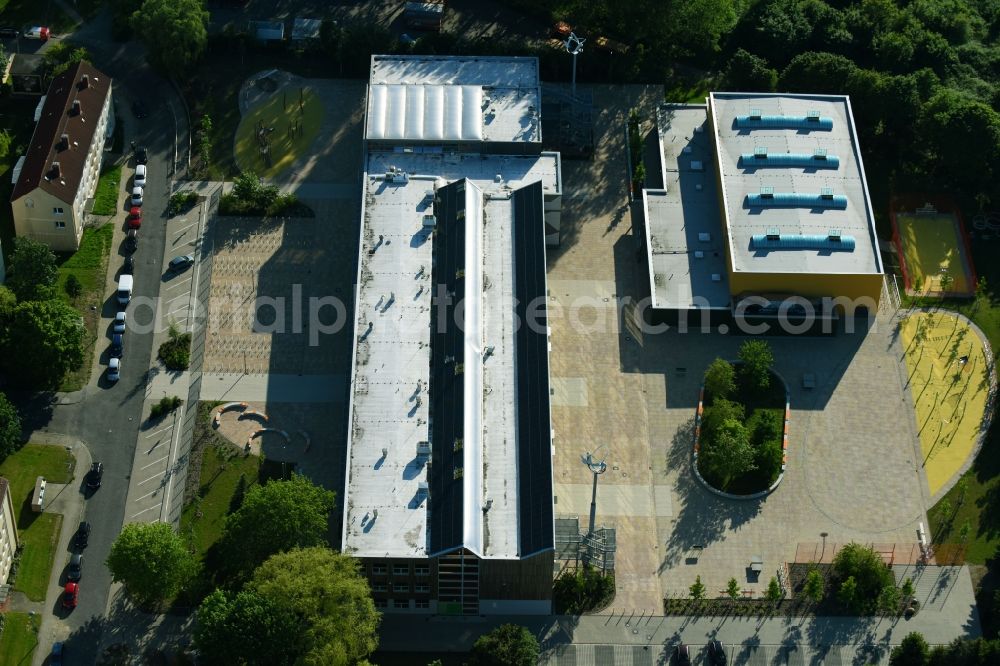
643,92,884,321
343,55,560,616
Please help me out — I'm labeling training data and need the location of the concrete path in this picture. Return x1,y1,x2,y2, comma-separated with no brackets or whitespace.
195,372,345,402
378,566,979,665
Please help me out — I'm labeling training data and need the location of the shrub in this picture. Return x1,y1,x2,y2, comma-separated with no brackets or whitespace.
832,542,896,613
150,395,183,420
64,274,82,299
168,191,199,216
158,326,192,371
553,566,615,614
738,339,774,392
704,358,736,399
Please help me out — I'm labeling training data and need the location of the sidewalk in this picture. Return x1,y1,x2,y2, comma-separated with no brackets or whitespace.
377,566,981,664
29,437,93,666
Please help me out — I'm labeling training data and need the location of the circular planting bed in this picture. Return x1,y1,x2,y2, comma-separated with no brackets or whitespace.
694,356,789,498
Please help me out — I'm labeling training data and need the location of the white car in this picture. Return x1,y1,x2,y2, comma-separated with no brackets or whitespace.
108,357,121,382
113,311,126,334
131,186,143,207
134,164,146,188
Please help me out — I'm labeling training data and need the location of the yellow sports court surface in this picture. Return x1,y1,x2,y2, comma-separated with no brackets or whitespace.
234,86,324,179
901,312,992,496
897,212,973,296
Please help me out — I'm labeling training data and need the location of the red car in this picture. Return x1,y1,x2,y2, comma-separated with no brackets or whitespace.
128,206,142,229
62,582,78,609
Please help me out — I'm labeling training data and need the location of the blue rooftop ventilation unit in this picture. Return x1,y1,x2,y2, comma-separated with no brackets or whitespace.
746,187,847,209
739,148,840,169
735,109,833,131
750,230,856,251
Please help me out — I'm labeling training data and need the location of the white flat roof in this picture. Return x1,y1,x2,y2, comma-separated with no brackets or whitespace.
710,92,882,276
367,56,541,144
645,105,730,309
344,150,557,559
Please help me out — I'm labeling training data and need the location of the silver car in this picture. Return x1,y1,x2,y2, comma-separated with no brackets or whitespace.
131,186,143,207
108,357,121,382
113,311,126,334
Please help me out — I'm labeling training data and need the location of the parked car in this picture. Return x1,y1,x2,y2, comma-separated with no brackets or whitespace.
50,641,64,666
131,186,143,207
62,582,78,609
87,462,104,489
135,146,148,165
134,164,146,188
131,100,149,118
125,228,138,252
113,311,126,334
67,553,82,581
168,255,194,272
108,357,121,383
675,644,690,666
122,256,135,275
74,521,91,549
0,26,19,39
110,334,124,358
128,206,142,229
24,26,50,41
707,640,726,666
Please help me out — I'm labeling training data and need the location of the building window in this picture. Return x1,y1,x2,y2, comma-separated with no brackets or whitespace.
53,207,64,215
372,583,387,592
415,584,430,593
371,564,386,575
393,583,409,593
393,599,410,609
374,599,387,608
415,565,430,576
393,564,410,576
54,221,66,229
415,599,430,609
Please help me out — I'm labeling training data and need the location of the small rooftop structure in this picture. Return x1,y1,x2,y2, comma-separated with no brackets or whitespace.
366,55,541,146
291,18,322,42
250,20,285,42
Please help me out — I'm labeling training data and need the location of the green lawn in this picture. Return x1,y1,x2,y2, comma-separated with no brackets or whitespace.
0,612,40,666
181,442,260,559
91,164,122,216
0,444,75,601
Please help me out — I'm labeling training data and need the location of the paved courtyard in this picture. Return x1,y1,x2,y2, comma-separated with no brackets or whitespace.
548,85,930,615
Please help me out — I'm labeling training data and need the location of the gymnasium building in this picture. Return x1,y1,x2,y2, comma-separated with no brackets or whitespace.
642,92,885,327
341,55,561,615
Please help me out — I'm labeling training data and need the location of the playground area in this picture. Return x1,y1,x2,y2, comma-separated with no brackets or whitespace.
234,75,324,178
900,311,996,497
892,201,976,297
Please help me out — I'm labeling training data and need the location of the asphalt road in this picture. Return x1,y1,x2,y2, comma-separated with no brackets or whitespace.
10,11,186,665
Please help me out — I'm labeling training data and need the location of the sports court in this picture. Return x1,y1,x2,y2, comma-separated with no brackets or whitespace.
892,202,976,297
234,86,324,178
900,311,994,497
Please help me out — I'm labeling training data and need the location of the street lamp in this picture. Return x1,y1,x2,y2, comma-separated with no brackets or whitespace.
581,446,607,537
564,32,585,100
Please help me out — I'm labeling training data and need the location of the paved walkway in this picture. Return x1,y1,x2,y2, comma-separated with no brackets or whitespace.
378,565,979,664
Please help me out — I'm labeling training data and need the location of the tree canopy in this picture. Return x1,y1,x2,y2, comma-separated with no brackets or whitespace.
469,624,540,666
2,300,85,389
0,392,23,464
704,358,736,399
107,522,196,604
194,588,301,666
213,474,336,584
6,237,58,302
831,542,896,613
250,547,380,666
737,340,774,393
132,0,209,78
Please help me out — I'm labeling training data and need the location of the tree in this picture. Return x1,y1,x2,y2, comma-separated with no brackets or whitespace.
726,577,741,603
251,547,379,665
765,576,783,606
214,474,336,582
44,45,91,78
937,498,953,526
666,0,738,58
64,274,82,299
779,51,859,93
469,624,539,666
131,0,209,78
958,519,972,544
2,300,85,389
553,566,615,614
700,398,745,436
878,584,901,615
956,477,969,506
700,418,756,484
901,577,915,605
890,631,930,666
194,588,300,666
832,543,895,613
0,392,23,463
107,522,195,605
724,49,778,91
837,575,858,609
737,339,774,392
6,237,58,302
689,575,706,600
803,568,824,605
704,358,736,399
